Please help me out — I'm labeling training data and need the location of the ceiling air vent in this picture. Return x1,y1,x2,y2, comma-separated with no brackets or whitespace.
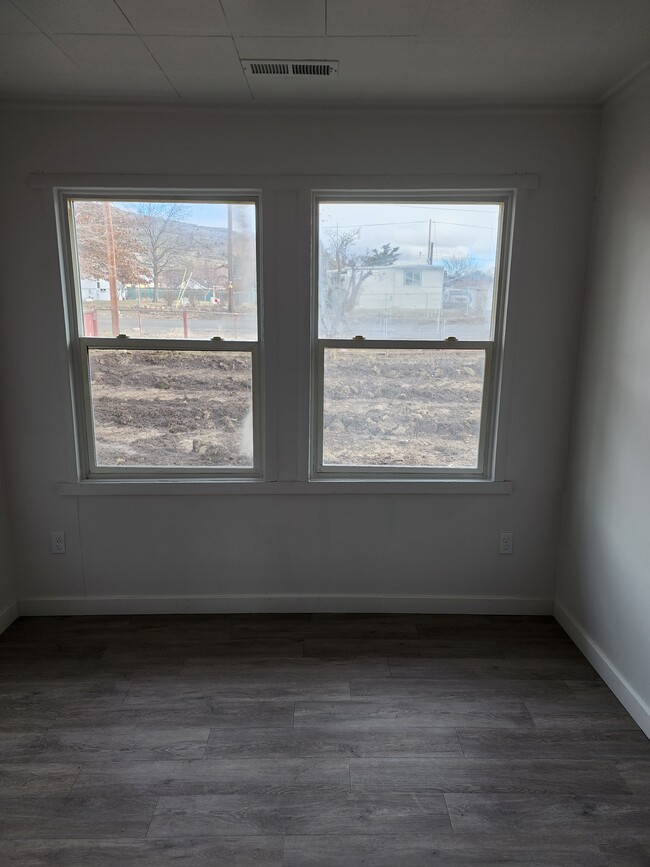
242,60,339,79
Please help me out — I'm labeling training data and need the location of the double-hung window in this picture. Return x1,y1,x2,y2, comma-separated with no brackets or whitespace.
312,193,512,479
60,192,262,479
58,183,514,487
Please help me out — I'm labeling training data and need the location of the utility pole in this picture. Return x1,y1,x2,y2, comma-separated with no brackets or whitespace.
427,219,432,265
103,201,120,336
227,203,234,313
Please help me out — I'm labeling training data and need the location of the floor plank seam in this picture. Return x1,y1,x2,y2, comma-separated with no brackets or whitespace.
144,795,161,839
65,762,85,798
521,698,537,727
453,727,465,756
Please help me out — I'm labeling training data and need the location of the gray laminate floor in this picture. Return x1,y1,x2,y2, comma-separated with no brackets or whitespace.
0,613,649,865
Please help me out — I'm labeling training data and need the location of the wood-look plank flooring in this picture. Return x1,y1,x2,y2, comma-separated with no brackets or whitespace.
0,613,649,865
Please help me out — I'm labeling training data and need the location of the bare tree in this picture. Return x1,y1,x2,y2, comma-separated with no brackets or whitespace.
321,228,399,331
440,253,477,283
131,203,190,301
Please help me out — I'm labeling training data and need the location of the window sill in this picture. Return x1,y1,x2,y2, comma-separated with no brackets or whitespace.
57,479,513,496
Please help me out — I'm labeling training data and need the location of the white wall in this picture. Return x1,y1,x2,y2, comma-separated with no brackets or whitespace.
556,72,650,733
0,442,18,632
0,106,599,612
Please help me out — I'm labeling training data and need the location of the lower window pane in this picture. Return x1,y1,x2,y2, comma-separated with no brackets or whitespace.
88,349,253,468
322,348,486,469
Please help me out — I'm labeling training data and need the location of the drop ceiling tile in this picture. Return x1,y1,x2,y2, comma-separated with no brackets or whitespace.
45,33,178,100
421,0,527,37
12,0,133,34
327,0,431,36
421,0,650,41
0,33,76,88
221,0,326,36
519,0,650,40
144,36,251,100
0,1,38,33
116,0,230,36
52,33,161,70
236,33,629,104
403,36,620,102
234,35,330,58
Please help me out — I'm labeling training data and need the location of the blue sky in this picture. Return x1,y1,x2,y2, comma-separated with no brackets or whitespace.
117,201,257,233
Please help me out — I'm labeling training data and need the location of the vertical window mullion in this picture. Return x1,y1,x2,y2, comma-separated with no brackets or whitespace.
313,339,326,476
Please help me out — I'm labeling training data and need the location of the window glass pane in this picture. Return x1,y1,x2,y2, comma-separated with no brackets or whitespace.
322,348,485,469
318,201,501,341
71,200,258,340
88,349,253,468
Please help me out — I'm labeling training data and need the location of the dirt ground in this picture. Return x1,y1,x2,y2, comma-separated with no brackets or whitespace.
89,350,253,468
323,349,484,468
89,348,484,470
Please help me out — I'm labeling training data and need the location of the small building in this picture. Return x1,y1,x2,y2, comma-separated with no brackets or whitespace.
80,278,110,301
80,278,126,301
356,264,445,313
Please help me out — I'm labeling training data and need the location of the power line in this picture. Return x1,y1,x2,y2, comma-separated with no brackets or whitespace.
391,204,501,217
321,218,496,231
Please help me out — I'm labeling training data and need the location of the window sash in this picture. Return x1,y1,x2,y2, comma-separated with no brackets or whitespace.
64,192,261,343
312,340,494,479
78,338,262,478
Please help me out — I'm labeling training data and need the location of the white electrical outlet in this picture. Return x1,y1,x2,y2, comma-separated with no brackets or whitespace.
51,532,66,554
499,531,514,555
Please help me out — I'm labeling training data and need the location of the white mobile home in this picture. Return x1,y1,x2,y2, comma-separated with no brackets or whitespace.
357,264,444,312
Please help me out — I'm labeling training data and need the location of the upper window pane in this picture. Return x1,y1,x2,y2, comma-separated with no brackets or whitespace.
70,199,258,340
318,200,502,340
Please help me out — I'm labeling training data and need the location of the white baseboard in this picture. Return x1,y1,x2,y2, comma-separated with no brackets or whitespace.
554,600,650,739
0,600,19,636
18,594,554,617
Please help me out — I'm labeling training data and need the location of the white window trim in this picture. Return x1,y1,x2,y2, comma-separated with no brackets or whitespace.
36,172,536,494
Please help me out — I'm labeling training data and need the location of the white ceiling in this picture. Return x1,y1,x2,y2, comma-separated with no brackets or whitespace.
0,0,649,105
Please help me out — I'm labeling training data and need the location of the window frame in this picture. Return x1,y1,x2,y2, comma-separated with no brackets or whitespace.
310,190,515,481
56,187,264,481
403,269,422,287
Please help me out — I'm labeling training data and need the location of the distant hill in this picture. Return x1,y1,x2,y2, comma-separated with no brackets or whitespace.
75,200,261,296
112,205,247,289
